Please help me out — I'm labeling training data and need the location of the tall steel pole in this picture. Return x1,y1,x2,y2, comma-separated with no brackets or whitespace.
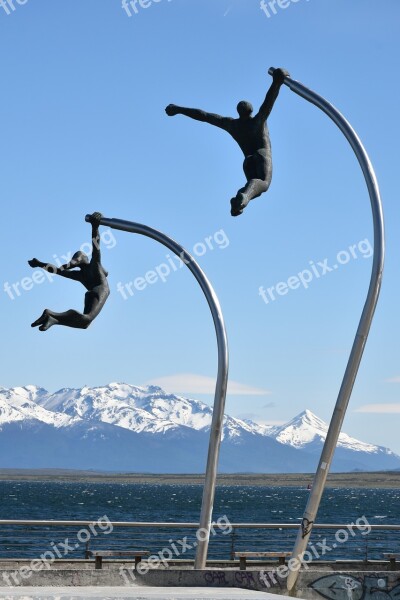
267,69,385,592
86,216,229,569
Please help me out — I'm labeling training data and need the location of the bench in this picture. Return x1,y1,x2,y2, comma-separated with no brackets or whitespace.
383,553,400,570
234,551,292,571
87,550,149,570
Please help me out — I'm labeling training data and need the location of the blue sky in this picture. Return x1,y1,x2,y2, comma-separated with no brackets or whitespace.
1,0,400,452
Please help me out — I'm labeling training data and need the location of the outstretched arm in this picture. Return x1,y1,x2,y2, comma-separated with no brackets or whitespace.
28,259,81,281
166,104,232,130
256,68,290,121
87,212,103,264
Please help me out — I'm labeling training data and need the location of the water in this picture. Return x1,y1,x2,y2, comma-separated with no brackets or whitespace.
2,482,399,522
0,482,399,560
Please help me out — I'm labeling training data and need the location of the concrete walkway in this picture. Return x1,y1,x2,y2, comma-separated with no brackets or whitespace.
0,586,287,599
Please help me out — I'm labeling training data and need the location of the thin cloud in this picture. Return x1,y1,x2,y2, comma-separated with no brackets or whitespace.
385,376,400,383
354,404,400,414
145,374,271,396
263,401,276,409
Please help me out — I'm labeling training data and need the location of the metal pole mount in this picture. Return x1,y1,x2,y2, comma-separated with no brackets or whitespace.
85,216,229,569
268,68,385,592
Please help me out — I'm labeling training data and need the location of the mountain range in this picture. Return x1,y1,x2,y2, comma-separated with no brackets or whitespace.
0,383,398,473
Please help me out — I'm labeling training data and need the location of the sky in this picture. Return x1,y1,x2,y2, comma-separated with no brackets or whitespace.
1,0,400,452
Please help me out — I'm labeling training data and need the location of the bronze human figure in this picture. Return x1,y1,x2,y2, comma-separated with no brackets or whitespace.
28,212,110,331
166,67,289,216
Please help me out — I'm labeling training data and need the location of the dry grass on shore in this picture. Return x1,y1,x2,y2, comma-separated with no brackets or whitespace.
0,469,399,488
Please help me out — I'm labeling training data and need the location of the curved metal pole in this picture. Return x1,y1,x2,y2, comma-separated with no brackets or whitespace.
86,216,229,569
268,69,385,592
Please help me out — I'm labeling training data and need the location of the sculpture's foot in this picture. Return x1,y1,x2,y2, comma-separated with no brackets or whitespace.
31,310,49,328
39,316,57,332
31,310,57,331
230,193,246,217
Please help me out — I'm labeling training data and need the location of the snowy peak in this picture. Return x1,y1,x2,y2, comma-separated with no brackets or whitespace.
0,386,79,429
271,409,328,447
293,409,327,428
1,385,48,404
283,409,327,431
270,409,380,454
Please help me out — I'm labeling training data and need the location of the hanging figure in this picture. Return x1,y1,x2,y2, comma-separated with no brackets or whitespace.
166,67,289,217
28,212,110,332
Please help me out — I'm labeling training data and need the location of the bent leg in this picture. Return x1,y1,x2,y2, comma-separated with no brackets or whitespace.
230,152,272,217
231,179,270,216
83,286,109,320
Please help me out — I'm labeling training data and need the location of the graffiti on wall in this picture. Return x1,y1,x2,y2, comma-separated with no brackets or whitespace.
310,575,400,600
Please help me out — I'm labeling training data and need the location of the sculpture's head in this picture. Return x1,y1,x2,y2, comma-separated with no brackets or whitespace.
69,251,89,268
237,101,253,119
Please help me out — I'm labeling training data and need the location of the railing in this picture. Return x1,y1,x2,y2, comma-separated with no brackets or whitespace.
0,521,399,563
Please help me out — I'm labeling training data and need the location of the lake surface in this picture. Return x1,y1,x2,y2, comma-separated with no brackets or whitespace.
0,482,398,560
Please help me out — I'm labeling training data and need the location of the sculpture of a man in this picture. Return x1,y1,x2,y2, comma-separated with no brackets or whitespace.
166,68,289,216
28,212,110,331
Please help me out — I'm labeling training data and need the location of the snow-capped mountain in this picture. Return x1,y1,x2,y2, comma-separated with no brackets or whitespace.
267,409,379,454
0,384,398,473
0,385,79,428
34,383,256,439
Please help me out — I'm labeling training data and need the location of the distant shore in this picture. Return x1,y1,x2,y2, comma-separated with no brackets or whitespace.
0,469,399,488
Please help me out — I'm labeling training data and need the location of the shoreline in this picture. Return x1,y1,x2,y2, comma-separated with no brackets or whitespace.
0,470,399,488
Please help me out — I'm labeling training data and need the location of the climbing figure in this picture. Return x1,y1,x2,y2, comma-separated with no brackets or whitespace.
166,67,289,217
28,212,110,331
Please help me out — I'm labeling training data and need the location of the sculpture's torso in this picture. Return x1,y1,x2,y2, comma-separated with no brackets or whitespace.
81,264,109,294
227,116,271,158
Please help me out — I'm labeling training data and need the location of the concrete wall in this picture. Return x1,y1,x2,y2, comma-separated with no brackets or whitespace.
0,563,399,599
